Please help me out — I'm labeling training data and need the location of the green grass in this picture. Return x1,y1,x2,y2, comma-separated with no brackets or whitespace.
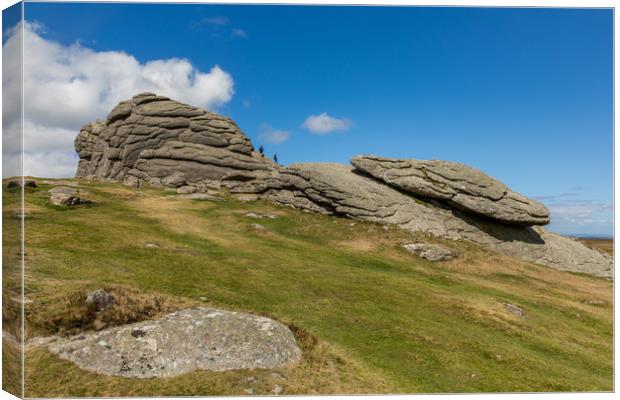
3,178,613,396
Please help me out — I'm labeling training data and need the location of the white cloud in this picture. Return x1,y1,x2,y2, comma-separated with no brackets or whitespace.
232,28,248,38
3,119,78,178
2,21,235,178
547,201,612,226
259,124,290,145
302,112,352,134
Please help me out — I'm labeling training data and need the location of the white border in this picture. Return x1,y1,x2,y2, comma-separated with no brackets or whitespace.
0,1,616,400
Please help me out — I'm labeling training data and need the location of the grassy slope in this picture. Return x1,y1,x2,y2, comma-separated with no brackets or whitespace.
2,183,23,397
3,179,612,396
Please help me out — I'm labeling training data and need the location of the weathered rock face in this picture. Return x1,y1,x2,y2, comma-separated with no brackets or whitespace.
351,155,550,226
47,308,301,378
75,93,278,192
73,94,612,279
261,163,611,278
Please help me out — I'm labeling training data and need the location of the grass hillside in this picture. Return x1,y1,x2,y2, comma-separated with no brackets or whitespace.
3,179,613,397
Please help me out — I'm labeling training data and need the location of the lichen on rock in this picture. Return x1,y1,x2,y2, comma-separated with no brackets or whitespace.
47,307,302,378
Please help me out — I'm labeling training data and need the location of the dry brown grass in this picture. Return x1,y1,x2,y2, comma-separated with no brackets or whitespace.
24,338,394,397
127,194,237,245
578,238,613,256
25,285,196,338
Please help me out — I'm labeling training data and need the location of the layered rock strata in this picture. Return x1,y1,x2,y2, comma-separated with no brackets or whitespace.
351,155,550,226
74,95,612,278
261,163,611,278
75,93,278,192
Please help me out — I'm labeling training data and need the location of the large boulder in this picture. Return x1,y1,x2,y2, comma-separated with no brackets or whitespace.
47,308,302,378
351,155,550,226
261,163,611,278
74,93,279,192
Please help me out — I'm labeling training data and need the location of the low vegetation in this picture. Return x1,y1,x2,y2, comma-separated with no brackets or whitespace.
578,238,613,256
2,179,613,396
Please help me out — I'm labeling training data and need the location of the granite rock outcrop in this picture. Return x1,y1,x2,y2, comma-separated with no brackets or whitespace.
74,94,612,278
75,93,279,193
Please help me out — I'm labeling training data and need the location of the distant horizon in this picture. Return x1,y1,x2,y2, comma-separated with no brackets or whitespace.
2,3,613,236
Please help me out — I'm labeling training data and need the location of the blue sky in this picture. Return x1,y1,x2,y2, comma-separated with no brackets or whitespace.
5,3,614,235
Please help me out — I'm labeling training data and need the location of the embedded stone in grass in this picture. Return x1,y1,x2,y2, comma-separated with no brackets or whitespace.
250,223,267,231
235,194,259,202
245,212,277,219
47,307,302,378
503,303,525,317
85,289,115,312
402,243,459,262
176,185,197,194
49,187,93,206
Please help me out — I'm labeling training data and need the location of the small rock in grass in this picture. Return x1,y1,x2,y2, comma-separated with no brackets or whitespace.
243,388,254,395
177,185,197,194
49,187,93,206
236,194,259,202
272,384,284,395
123,176,142,188
86,289,115,312
144,242,160,249
245,212,277,220
402,243,458,262
503,303,525,317
250,223,266,231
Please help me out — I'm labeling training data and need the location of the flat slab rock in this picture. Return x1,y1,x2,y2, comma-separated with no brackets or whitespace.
403,243,459,262
47,308,302,378
49,187,92,206
351,155,550,226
